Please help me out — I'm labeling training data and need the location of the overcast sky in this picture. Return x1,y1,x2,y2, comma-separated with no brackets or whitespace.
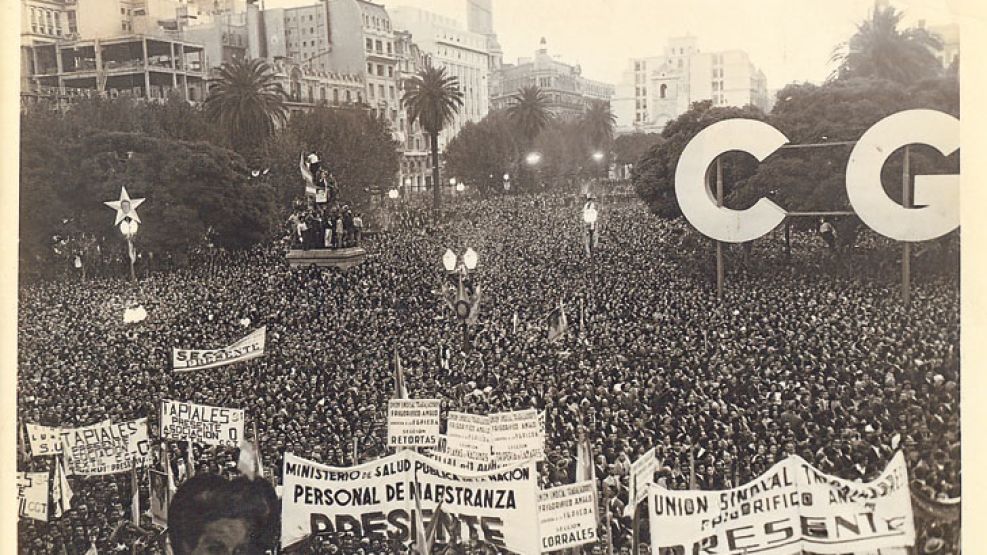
264,0,960,90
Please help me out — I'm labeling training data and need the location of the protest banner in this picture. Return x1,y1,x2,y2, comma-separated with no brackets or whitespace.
60,418,150,476
387,399,441,448
281,449,539,553
26,423,64,457
648,452,914,555
537,480,598,552
17,472,49,522
172,326,266,372
445,412,492,464
490,409,544,465
149,470,170,528
427,436,496,472
160,400,245,448
626,447,658,517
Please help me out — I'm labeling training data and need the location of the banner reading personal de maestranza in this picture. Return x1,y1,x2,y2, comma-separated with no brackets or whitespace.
648,451,914,555
172,326,266,372
160,400,244,447
281,450,539,553
60,418,150,476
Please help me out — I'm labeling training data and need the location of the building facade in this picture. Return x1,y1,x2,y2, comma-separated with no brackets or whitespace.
18,0,255,107
388,6,490,149
465,0,502,98
22,34,207,108
613,36,768,134
394,29,430,192
490,38,614,121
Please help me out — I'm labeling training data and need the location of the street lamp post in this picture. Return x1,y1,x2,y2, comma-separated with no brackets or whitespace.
582,198,599,257
442,247,479,352
119,219,139,281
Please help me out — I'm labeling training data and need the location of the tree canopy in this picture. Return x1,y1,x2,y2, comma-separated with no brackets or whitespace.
204,57,288,154
402,63,464,211
830,4,943,83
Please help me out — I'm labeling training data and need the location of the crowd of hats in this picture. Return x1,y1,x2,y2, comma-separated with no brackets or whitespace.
17,192,960,554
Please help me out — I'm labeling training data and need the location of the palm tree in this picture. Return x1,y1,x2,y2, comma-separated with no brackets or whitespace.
507,86,552,144
830,4,942,83
204,58,288,152
580,99,616,151
402,62,464,212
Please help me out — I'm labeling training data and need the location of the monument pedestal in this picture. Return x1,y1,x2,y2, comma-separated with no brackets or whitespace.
286,247,367,269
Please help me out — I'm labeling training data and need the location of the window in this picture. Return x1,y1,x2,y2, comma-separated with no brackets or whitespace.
367,62,373,73
387,66,393,77
31,8,37,33
366,38,373,51
346,90,352,102
660,83,667,98
333,89,339,103
387,42,392,54
634,61,641,71
378,84,384,98
375,40,382,52
376,65,384,76
389,85,394,99
121,7,126,14
368,85,374,98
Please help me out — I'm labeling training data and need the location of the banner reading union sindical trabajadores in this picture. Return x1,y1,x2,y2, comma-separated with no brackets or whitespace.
281,450,539,553
648,451,914,555
172,326,266,372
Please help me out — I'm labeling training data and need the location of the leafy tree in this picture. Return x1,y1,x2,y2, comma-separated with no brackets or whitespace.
444,111,520,197
633,100,767,217
507,86,552,145
204,57,288,155
261,106,400,209
613,132,663,177
402,63,464,212
579,99,616,151
732,77,959,215
830,4,942,83
19,123,278,277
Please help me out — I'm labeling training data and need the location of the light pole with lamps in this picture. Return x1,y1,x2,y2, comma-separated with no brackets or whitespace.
442,247,480,352
502,173,511,193
582,198,599,257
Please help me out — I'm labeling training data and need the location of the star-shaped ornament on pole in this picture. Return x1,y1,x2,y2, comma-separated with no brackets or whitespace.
104,186,145,225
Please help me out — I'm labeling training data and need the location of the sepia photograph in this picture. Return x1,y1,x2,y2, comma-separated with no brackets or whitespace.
5,0,982,553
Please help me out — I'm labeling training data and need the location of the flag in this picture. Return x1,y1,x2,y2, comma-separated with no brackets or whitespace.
52,455,73,518
548,299,568,342
130,465,140,525
186,440,196,479
162,444,176,493
576,432,595,482
394,347,408,399
237,422,264,480
18,420,28,462
300,153,316,196
412,468,444,555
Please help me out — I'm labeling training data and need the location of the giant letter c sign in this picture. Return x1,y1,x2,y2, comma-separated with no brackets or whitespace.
846,109,959,242
675,119,788,243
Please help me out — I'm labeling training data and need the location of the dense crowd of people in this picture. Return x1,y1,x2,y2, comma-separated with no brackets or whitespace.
17,190,960,554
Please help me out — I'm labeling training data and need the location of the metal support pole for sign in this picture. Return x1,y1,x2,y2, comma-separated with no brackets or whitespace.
902,145,911,307
604,488,615,555
632,502,641,554
715,157,724,300
127,237,136,282
352,436,358,464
